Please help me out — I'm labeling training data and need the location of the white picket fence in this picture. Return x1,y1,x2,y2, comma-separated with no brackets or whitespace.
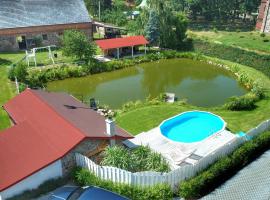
75,137,243,189
246,119,270,138
75,119,270,189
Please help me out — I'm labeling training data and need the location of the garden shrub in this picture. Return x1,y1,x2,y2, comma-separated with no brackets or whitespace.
251,85,265,100
73,167,173,200
101,145,131,171
260,33,266,37
224,93,257,111
8,63,28,82
101,145,169,173
179,131,270,199
19,83,27,93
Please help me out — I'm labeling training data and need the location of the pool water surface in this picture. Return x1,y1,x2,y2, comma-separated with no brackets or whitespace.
160,111,226,143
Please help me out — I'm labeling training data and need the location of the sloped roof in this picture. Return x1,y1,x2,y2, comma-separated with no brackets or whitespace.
32,90,131,139
96,36,149,50
0,89,132,191
0,0,91,30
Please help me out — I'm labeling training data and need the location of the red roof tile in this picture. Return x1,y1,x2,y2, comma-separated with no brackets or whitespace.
96,35,149,50
0,89,133,191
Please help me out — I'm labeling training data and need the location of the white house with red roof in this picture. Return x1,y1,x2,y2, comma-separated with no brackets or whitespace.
0,89,133,199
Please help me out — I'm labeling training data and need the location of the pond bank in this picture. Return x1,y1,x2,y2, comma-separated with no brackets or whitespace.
47,58,247,108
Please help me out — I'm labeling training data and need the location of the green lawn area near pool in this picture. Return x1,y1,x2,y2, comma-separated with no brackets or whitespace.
116,58,270,135
190,31,270,54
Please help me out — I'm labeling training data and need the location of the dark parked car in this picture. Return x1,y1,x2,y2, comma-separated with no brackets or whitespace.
49,186,130,200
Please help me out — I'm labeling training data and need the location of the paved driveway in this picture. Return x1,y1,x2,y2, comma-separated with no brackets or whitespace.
201,150,270,200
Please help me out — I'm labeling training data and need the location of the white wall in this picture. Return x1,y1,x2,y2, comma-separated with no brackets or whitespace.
0,160,62,199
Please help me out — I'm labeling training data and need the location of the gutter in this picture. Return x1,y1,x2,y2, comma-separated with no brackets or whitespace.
262,1,270,32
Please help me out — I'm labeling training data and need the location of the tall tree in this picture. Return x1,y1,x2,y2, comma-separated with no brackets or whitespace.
146,0,188,49
84,0,112,18
61,30,96,64
145,10,160,45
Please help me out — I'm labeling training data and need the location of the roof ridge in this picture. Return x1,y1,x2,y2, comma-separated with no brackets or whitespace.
29,89,87,139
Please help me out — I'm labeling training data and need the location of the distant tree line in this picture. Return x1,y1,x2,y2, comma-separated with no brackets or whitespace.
172,0,261,21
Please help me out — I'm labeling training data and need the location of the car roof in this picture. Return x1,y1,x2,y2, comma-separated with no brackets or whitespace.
77,186,130,200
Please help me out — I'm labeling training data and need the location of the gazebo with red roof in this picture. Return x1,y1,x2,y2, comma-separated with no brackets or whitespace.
95,35,149,59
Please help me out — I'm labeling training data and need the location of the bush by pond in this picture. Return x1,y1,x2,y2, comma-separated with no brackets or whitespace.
224,94,257,111
224,85,265,111
8,51,200,88
101,145,170,173
179,130,270,199
73,167,173,200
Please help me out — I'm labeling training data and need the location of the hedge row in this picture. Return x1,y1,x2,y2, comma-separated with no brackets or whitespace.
193,39,270,78
9,51,199,88
179,130,270,199
73,167,173,200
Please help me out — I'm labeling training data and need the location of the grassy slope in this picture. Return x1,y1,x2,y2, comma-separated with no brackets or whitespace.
0,53,21,130
190,31,270,54
116,58,270,135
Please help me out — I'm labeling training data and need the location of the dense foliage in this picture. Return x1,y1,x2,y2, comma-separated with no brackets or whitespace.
84,0,112,19
224,86,265,111
179,130,270,199
61,30,96,64
145,10,160,45
101,145,170,172
8,63,28,82
224,94,257,111
85,0,259,33
194,39,270,78
129,0,189,49
73,167,173,200
179,0,260,21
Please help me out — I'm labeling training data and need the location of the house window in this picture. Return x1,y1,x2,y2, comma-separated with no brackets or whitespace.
42,34,48,40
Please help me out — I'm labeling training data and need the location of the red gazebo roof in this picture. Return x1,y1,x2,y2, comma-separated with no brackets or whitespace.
96,35,149,50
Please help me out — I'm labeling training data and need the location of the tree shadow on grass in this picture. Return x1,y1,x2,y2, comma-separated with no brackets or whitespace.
0,58,12,67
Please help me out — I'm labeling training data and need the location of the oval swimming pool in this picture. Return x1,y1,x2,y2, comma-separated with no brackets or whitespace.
160,111,226,143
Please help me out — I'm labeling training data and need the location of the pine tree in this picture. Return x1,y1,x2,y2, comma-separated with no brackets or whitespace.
145,10,160,45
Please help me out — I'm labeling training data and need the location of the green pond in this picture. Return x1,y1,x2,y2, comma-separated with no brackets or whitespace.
47,59,247,108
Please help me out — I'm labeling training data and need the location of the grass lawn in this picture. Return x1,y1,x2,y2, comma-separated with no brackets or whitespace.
0,54,19,130
116,58,270,135
0,50,74,66
190,31,270,54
